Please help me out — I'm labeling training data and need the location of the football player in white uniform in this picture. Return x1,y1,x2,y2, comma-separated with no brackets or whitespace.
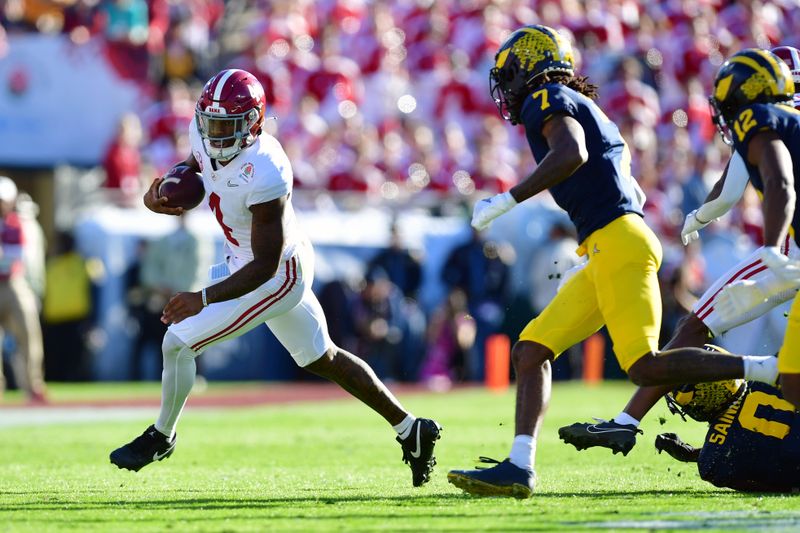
110,69,441,487
560,46,800,455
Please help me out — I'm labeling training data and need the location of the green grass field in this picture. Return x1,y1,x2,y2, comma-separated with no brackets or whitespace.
2,381,800,532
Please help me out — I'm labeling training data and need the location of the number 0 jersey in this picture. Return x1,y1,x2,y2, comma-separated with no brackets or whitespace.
730,102,800,246
698,381,800,492
519,83,644,243
189,118,301,273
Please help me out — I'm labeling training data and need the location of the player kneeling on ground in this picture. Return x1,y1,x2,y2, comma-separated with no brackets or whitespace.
109,69,441,487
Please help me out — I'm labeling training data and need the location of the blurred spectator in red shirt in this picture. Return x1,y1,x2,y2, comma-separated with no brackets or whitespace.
103,112,143,206
0,176,46,403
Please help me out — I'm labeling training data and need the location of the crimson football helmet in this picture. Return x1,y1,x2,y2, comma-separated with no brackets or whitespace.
195,69,266,161
771,45,800,109
771,45,800,84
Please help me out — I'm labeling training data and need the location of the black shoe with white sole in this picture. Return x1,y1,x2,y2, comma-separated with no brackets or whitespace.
396,418,442,487
110,425,177,472
558,418,641,456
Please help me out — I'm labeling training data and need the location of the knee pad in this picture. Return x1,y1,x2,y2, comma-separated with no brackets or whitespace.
162,331,197,359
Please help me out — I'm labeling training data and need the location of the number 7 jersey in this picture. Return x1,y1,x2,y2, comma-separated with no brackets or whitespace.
519,82,644,244
189,117,301,273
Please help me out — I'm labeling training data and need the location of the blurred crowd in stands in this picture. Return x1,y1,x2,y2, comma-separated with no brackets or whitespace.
2,0,799,399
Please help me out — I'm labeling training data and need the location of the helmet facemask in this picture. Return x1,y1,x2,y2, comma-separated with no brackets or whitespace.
489,57,535,125
708,96,734,146
196,106,260,162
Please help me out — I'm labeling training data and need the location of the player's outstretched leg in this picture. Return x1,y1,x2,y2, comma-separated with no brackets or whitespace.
110,425,177,472
558,314,711,455
304,347,442,487
110,332,193,472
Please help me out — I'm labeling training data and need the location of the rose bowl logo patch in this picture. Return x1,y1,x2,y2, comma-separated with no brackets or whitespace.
239,162,255,182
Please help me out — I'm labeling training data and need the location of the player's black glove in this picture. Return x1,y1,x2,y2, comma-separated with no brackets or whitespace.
655,433,700,463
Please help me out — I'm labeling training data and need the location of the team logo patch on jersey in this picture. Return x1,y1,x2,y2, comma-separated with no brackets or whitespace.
194,152,204,172
239,162,255,182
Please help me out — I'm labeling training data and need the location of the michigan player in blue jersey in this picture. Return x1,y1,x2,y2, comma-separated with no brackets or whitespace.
559,46,800,458
657,370,800,492
709,49,800,409
642,48,800,409
446,26,776,499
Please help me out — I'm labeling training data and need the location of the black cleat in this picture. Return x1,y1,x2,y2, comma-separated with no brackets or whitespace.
110,425,177,472
448,457,535,499
397,418,442,487
558,418,642,456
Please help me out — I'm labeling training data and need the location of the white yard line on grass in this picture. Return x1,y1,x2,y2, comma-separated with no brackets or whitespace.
0,407,156,429
579,512,800,530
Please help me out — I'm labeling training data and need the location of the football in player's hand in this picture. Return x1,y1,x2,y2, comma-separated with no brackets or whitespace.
158,165,205,210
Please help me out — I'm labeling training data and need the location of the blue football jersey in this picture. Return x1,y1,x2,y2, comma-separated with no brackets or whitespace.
698,381,800,492
730,102,800,246
519,83,644,243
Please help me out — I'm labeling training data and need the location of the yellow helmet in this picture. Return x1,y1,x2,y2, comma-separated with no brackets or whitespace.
665,345,747,422
489,25,575,124
709,48,795,143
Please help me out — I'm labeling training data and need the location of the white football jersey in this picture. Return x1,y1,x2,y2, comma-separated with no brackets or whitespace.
189,117,301,273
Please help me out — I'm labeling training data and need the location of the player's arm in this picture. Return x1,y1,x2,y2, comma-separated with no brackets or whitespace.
161,196,285,324
204,198,285,304
511,114,588,201
143,153,201,216
682,153,749,245
471,114,587,230
748,131,795,248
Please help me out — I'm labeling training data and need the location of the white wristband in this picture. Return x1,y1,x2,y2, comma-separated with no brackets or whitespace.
201,287,208,307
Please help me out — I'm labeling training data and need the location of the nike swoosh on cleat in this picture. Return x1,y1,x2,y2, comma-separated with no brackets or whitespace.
586,426,634,434
410,424,422,458
153,445,174,461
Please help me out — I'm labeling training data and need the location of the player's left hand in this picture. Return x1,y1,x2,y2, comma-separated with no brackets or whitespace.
760,246,800,282
471,191,517,231
655,433,700,463
680,209,712,246
162,291,204,324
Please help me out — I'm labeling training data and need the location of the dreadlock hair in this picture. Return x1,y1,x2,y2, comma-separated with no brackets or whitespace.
539,72,599,100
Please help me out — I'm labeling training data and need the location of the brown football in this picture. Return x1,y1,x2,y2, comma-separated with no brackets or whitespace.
158,165,205,210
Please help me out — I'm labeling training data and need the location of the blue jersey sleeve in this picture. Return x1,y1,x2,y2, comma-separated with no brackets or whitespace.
519,83,580,134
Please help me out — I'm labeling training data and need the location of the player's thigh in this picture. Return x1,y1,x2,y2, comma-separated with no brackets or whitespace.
779,294,800,373
266,287,333,367
588,215,662,371
518,265,603,358
697,239,797,335
170,256,304,353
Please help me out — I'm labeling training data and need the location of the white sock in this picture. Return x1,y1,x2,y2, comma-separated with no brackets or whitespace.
742,355,778,384
612,412,640,427
394,414,416,439
508,435,536,471
154,333,197,439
